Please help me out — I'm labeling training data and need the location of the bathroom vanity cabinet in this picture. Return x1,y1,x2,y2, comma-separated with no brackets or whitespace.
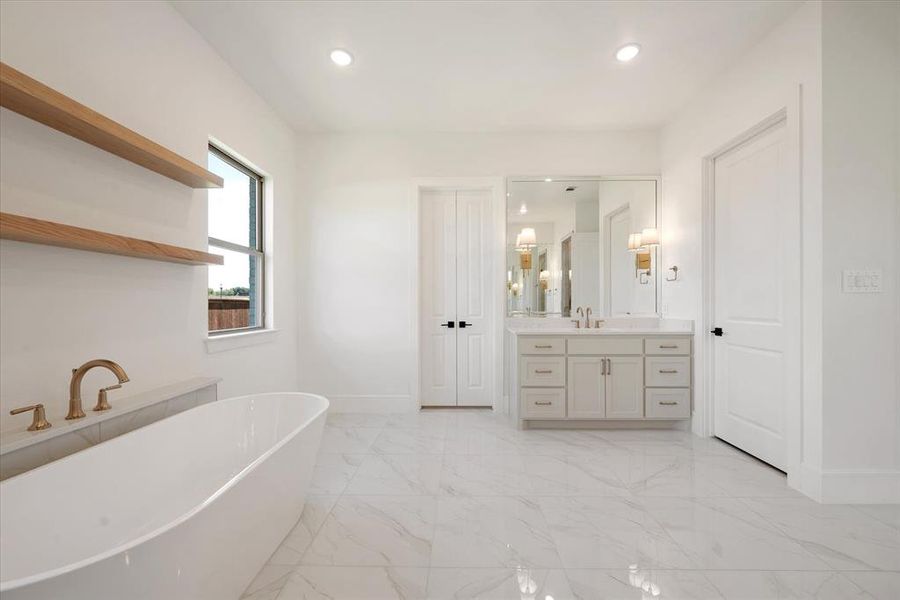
509,327,692,427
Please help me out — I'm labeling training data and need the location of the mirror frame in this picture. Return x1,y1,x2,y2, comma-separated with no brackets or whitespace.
505,175,662,318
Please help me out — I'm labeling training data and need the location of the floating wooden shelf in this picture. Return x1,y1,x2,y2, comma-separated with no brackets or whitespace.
0,62,224,189
0,212,224,266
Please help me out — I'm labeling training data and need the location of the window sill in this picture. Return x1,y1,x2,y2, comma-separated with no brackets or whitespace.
206,328,279,354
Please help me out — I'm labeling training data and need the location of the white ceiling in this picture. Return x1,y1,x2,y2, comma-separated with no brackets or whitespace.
508,180,599,224
173,0,801,133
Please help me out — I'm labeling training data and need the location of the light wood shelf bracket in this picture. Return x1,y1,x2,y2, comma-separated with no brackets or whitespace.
0,62,223,189
0,212,224,266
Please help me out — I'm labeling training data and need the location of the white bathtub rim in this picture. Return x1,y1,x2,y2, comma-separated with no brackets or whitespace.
0,391,329,592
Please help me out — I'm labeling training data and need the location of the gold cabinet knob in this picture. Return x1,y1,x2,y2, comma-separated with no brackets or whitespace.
9,403,52,431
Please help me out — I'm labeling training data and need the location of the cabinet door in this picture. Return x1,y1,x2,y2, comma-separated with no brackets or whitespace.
567,357,606,418
606,356,644,419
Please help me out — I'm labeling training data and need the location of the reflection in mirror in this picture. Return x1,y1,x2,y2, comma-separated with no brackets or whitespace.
507,178,657,318
600,180,658,316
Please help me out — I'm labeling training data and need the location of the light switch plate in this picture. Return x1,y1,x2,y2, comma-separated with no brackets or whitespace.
842,269,883,293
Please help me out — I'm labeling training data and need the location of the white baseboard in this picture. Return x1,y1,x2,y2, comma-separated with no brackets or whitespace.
796,462,900,504
325,395,413,414
795,462,824,501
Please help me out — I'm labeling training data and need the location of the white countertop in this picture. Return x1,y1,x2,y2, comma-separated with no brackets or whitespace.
0,377,221,455
506,317,693,336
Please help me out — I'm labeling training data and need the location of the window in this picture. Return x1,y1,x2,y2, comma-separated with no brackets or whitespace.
207,145,264,334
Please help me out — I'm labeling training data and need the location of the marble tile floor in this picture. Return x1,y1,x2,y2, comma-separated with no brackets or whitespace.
241,409,899,599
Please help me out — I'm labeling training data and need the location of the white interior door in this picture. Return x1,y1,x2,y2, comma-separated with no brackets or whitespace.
713,119,793,470
420,190,458,406
455,189,493,407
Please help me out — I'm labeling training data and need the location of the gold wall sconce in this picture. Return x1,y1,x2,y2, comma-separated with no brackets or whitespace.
520,252,532,270
539,269,550,290
628,228,660,285
516,227,536,271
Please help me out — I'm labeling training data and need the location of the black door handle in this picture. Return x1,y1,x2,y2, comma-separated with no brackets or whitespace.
710,327,724,336
458,321,471,328
440,321,455,328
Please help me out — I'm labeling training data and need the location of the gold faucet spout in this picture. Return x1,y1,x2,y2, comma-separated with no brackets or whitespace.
67,359,129,420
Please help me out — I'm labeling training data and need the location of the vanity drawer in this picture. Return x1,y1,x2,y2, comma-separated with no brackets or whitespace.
519,337,565,355
521,388,566,418
645,357,691,387
645,337,692,355
567,337,643,356
520,356,566,387
645,388,691,418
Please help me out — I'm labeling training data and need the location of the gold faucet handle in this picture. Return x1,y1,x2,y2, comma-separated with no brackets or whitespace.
93,384,121,412
9,404,52,431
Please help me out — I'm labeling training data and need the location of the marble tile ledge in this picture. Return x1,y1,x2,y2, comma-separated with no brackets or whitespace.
0,376,220,455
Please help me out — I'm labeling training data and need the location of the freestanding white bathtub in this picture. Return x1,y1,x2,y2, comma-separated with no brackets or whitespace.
0,392,328,600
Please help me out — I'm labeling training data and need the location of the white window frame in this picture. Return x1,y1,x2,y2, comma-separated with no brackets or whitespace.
207,144,266,336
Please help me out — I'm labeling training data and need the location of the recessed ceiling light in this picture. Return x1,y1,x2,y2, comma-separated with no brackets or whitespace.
544,178,553,182
615,43,641,62
330,48,354,67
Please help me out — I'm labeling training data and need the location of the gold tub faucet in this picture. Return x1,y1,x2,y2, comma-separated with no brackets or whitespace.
9,404,51,431
67,359,129,419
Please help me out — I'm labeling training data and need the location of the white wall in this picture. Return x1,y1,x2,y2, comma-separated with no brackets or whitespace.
660,2,823,468
661,0,900,502
0,1,300,424
819,0,899,499
295,132,658,410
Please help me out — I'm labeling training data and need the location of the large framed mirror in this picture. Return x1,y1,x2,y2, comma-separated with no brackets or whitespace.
506,176,659,318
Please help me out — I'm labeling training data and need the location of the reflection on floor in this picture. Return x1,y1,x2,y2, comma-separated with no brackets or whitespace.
242,409,900,599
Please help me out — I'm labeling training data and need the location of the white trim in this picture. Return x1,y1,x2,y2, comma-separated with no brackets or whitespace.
205,328,279,353
796,461,823,501
326,395,412,414
700,91,804,489
410,178,505,412
799,463,900,504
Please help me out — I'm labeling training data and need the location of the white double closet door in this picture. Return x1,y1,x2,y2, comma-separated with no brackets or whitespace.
420,189,493,407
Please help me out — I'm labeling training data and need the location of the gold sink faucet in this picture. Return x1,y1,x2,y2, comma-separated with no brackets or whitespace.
67,359,129,419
